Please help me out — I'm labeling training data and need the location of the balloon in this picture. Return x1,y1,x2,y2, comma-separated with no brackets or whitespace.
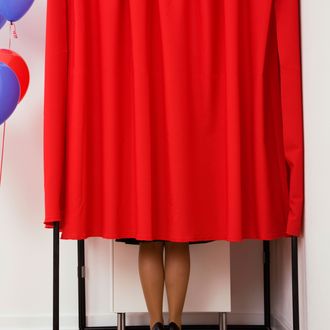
0,49,29,102
0,14,6,29
0,0,34,22
0,63,20,125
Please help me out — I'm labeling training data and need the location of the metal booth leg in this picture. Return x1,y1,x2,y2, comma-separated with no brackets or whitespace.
263,240,271,329
263,238,300,330
78,240,87,330
117,313,126,330
218,312,227,330
53,222,60,330
292,237,300,330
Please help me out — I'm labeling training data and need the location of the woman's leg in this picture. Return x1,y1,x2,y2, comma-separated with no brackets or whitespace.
138,241,165,329
164,242,190,329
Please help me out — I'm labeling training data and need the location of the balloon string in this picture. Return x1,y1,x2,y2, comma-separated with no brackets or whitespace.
0,122,6,186
8,21,18,49
8,22,11,49
1,23,11,187
1,22,18,186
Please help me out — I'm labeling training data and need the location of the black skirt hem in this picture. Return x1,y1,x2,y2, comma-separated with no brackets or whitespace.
115,238,214,245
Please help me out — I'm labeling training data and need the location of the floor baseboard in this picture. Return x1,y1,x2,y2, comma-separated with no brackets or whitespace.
82,326,269,330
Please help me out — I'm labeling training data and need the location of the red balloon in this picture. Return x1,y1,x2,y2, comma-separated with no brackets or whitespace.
0,49,29,102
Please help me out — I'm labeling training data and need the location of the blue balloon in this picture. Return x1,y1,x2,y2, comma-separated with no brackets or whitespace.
0,14,6,29
0,0,34,22
0,63,20,125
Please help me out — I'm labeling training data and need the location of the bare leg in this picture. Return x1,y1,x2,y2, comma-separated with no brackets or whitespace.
138,241,165,329
164,242,190,329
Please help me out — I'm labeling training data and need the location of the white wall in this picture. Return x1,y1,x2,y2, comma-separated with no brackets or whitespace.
300,0,330,329
1,1,324,329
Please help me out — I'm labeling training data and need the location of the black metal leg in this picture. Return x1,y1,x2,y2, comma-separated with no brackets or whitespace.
291,237,300,330
78,240,87,330
53,222,60,330
263,241,271,329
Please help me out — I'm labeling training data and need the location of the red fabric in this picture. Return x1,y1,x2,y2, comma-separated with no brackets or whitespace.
43,0,304,241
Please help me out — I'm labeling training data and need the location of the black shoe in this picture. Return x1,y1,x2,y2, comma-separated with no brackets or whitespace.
151,321,164,330
168,321,181,330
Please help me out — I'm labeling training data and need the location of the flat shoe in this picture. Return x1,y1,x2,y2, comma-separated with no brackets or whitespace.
151,321,164,330
168,321,181,330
